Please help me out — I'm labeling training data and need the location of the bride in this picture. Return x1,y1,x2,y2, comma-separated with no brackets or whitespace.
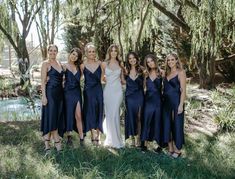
101,44,124,149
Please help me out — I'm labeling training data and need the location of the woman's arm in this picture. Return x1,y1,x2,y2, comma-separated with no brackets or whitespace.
41,62,48,105
178,70,186,114
101,62,106,83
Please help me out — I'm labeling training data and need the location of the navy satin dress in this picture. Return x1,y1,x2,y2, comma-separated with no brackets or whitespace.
83,66,103,133
125,75,144,140
64,69,82,133
162,74,184,150
141,77,163,145
41,66,64,137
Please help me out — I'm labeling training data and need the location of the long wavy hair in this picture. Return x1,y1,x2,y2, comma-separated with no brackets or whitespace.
165,53,183,76
125,51,143,75
144,54,160,76
69,47,82,69
105,44,123,67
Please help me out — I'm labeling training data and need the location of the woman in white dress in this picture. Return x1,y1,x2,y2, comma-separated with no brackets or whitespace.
101,44,124,149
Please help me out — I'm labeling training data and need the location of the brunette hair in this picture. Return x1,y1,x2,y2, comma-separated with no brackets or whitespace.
144,54,160,75
105,44,123,67
125,51,143,75
48,44,58,52
70,47,82,68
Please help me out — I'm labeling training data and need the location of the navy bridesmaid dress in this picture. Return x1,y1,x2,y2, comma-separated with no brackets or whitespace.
141,77,163,145
64,69,82,133
125,75,144,140
83,65,103,133
162,74,184,150
41,66,64,137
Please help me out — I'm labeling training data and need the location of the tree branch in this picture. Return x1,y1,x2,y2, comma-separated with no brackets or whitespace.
0,23,21,55
175,0,199,11
152,0,190,33
26,4,41,37
215,54,235,65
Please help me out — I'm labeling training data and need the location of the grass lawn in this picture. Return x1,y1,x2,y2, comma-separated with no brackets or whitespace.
0,120,235,179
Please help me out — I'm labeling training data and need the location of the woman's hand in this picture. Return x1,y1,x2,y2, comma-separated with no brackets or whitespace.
42,96,48,106
178,104,183,114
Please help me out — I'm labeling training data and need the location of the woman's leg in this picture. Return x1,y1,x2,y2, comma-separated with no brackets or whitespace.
51,130,62,151
168,110,174,154
43,133,51,150
75,102,84,139
136,107,142,147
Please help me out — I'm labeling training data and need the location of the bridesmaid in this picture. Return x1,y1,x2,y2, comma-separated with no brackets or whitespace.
124,51,144,147
63,48,84,146
141,54,163,152
41,44,63,152
81,43,103,145
162,53,186,158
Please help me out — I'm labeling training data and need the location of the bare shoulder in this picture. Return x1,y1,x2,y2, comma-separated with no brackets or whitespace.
101,61,107,69
63,63,68,70
80,63,85,70
41,61,50,69
160,69,166,77
178,69,186,79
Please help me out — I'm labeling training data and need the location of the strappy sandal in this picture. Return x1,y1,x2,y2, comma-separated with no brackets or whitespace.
44,139,51,155
55,140,63,152
80,138,85,146
91,139,97,145
153,147,162,154
167,150,174,156
66,135,73,146
171,152,182,158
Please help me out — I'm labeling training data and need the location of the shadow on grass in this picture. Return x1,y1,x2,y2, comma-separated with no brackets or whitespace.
0,120,235,178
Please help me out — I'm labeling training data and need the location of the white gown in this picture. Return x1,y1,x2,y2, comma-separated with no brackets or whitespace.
103,66,124,148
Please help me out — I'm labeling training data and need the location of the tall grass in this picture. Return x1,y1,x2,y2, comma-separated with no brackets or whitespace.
212,86,235,131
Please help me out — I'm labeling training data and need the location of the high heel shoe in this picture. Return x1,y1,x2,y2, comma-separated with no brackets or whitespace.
66,135,73,146
55,140,62,152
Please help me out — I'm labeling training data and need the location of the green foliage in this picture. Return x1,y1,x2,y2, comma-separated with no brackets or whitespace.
211,86,235,131
183,0,235,57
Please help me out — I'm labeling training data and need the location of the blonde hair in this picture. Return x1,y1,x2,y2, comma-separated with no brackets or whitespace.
84,42,97,61
165,53,183,76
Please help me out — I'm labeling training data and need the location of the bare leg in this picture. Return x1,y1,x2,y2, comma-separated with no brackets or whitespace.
43,133,51,150
96,129,100,145
168,110,174,154
75,102,84,140
136,107,142,147
51,130,62,151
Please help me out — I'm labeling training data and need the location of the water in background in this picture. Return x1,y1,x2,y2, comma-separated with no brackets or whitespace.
0,97,41,121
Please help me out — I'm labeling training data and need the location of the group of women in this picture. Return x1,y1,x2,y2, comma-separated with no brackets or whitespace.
40,43,186,158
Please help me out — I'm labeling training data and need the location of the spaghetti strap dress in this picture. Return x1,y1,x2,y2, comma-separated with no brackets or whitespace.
83,65,103,133
64,69,82,133
41,66,64,137
124,75,144,140
141,77,163,145
162,75,184,150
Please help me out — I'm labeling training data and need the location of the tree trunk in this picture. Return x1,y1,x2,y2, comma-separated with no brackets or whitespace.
198,53,215,89
17,37,30,86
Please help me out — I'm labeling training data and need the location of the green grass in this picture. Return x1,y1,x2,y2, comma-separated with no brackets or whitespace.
0,120,235,179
